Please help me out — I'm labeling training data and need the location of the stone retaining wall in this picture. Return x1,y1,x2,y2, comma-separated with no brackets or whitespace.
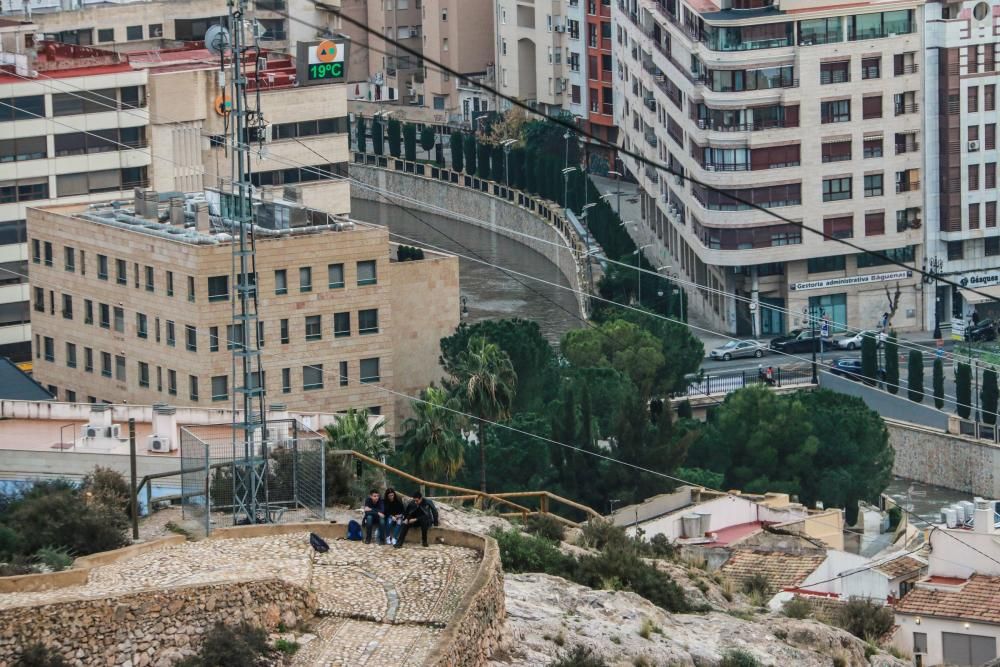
350,163,588,319
0,578,317,667
886,418,1000,497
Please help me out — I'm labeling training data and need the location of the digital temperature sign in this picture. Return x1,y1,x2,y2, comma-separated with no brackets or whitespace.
296,39,350,87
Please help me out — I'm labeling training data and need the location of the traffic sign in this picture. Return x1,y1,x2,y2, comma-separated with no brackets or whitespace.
820,322,830,338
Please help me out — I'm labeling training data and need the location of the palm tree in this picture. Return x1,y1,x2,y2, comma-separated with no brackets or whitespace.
401,385,467,480
324,408,389,460
451,336,517,492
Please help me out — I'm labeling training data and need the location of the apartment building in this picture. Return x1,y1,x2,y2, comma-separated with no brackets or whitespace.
0,39,151,361
495,0,589,120
586,0,617,168
614,0,925,336
26,192,460,434
923,0,1000,330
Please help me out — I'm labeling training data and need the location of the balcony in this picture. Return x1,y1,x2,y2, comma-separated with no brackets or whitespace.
644,131,659,147
894,103,919,115
694,118,795,132
895,142,920,155
644,96,656,111
895,63,919,75
896,180,920,193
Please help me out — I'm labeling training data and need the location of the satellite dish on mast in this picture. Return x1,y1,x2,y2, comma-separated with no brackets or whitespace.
205,25,231,57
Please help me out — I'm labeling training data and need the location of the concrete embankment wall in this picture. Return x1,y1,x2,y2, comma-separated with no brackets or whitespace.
885,418,1000,497
350,164,587,320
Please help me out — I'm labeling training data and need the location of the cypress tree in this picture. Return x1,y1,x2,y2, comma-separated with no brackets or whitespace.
861,332,878,385
371,118,384,156
982,368,998,424
957,362,972,418
477,142,492,181
908,350,924,403
387,118,402,157
355,115,366,153
884,332,899,394
463,135,477,176
420,125,436,160
403,123,417,161
450,131,464,172
933,358,945,409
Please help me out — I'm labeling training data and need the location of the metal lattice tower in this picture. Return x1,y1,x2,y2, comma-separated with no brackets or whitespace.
226,0,270,524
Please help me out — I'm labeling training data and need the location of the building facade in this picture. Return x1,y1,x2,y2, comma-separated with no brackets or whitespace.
613,0,926,336
586,0,617,168
26,193,459,434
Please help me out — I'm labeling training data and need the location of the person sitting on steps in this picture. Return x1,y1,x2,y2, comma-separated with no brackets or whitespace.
382,487,405,546
362,489,385,545
394,491,439,548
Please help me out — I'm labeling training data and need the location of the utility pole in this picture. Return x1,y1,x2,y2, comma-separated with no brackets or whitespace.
806,306,818,384
128,418,138,540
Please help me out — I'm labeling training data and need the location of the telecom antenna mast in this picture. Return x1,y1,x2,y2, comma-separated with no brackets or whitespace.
225,0,270,524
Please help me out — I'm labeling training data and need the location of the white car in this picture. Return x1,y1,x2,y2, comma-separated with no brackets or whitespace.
836,330,887,350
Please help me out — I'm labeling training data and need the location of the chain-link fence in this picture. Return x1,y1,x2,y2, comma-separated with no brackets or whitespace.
178,419,326,534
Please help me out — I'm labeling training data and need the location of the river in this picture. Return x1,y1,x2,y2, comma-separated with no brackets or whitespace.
351,198,583,343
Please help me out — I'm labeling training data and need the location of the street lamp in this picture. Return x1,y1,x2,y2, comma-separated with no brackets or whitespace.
460,295,469,319
562,166,577,210
620,220,636,227
634,244,652,305
502,138,517,191
923,256,943,340
607,169,624,224
804,305,818,384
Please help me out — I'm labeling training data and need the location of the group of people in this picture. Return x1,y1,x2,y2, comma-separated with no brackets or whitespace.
757,365,777,386
362,488,439,548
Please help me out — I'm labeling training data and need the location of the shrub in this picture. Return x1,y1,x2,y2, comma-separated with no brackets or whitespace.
578,519,630,551
13,644,69,667
0,524,20,560
574,546,689,613
719,648,761,667
549,646,609,667
526,514,566,542
677,400,693,419
6,486,128,556
834,598,894,640
34,546,73,572
638,617,661,639
176,623,271,667
490,528,573,576
648,533,679,560
908,351,924,403
742,573,772,597
957,363,972,418
80,466,131,517
274,638,300,655
782,596,811,619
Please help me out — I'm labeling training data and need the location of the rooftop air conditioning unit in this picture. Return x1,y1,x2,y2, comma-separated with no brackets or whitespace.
147,435,175,453
106,424,121,439
554,24,566,32
969,140,980,151
82,425,101,439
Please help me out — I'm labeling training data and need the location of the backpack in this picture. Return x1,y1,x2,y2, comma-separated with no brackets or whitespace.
347,519,363,541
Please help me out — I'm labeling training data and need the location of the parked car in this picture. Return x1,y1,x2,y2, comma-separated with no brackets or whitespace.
770,330,825,353
836,330,887,351
769,328,804,348
966,319,997,342
829,357,886,382
709,339,768,361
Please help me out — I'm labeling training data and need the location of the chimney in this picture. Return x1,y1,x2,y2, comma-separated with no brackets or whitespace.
974,498,997,534
195,202,211,233
169,197,185,227
151,404,177,439
88,403,112,428
142,190,159,219
134,188,145,216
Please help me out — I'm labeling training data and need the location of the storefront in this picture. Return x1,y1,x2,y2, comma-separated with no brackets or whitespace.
787,268,918,333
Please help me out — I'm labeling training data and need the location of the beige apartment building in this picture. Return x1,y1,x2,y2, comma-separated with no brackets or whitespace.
26,192,460,434
615,0,926,336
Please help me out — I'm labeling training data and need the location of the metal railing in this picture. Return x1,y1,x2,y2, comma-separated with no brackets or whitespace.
673,367,814,398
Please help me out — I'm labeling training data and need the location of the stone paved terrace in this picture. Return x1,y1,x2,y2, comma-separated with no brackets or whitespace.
0,532,483,666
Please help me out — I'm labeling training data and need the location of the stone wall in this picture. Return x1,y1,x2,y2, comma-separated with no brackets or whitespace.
350,163,588,320
886,418,1000,497
0,578,317,667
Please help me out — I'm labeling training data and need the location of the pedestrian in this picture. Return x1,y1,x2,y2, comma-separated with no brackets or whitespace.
765,366,774,386
757,364,765,383
361,489,385,545
382,487,405,546
394,491,439,548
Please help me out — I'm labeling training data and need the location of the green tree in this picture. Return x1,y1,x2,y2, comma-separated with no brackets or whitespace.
933,358,946,409
371,118,384,156
403,122,417,161
884,332,899,394
355,115,366,152
450,131,464,172
477,142,492,180
401,385,466,480
982,368,998,425
957,363,972,418
561,319,666,398
387,118,402,157
464,135,478,176
450,336,517,492
420,125,436,160
861,332,878,385
908,351,924,402
323,408,390,460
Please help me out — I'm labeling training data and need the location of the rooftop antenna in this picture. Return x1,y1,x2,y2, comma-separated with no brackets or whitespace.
223,0,270,525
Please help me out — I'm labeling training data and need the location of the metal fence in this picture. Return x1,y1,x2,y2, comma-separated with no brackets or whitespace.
178,419,325,535
675,368,814,398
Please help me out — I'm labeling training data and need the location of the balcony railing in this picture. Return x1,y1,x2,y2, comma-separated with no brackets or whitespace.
895,142,920,154
894,103,919,115
820,71,850,85
896,181,920,193
644,131,659,147
895,63,919,75
694,118,794,132
644,97,656,111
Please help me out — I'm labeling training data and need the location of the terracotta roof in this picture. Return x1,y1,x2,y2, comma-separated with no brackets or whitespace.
896,575,1000,624
720,548,826,591
874,555,926,580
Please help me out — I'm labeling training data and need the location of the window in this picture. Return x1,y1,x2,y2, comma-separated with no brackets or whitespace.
189,375,199,401
126,25,143,40
328,263,344,289
942,632,996,665
334,312,351,337
299,266,312,292
433,96,446,111
357,260,377,285
807,255,846,273
861,57,880,79
821,99,850,123
823,216,854,239
970,86,980,112
865,212,885,236
66,342,77,368
155,317,161,343
989,124,997,150
100,303,111,329
133,263,139,289
798,17,842,45
0,179,47,203
947,240,964,260
987,237,1000,256
101,352,112,377
971,125,981,143
135,361,149,389
84,299,93,325
821,140,851,163
0,135,47,162
820,60,850,85
282,368,291,393
115,258,127,285
114,354,126,381
970,164,981,190
280,318,290,344
144,266,154,292
339,360,349,386
863,136,883,158
274,269,287,295
823,177,852,201
360,358,381,383
187,276,195,302
207,275,229,302
62,294,73,319
166,320,176,347
272,116,349,140
858,245,915,268
211,375,228,402
31,239,40,264
166,271,174,296
862,95,882,119
864,174,884,197
226,324,243,351
988,162,997,189
137,313,148,338
303,364,324,390
114,307,124,333
84,348,93,373
43,242,52,267
149,23,163,37
33,286,43,313
359,309,379,334
168,369,177,396
98,28,114,42
305,315,322,341
210,326,219,352
989,201,998,228
847,10,913,40
970,203,981,229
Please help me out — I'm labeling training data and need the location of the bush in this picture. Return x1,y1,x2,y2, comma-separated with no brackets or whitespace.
14,644,69,667
5,485,128,557
491,528,573,575
526,514,566,542
578,519,631,551
835,598,894,640
549,645,609,667
176,623,271,667
742,573,772,597
719,648,761,667
782,596,811,619
0,524,20,560
574,546,689,613
957,362,972,418
648,533,679,560
908,351,924,403
81,466,131,517
34,546,73,572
